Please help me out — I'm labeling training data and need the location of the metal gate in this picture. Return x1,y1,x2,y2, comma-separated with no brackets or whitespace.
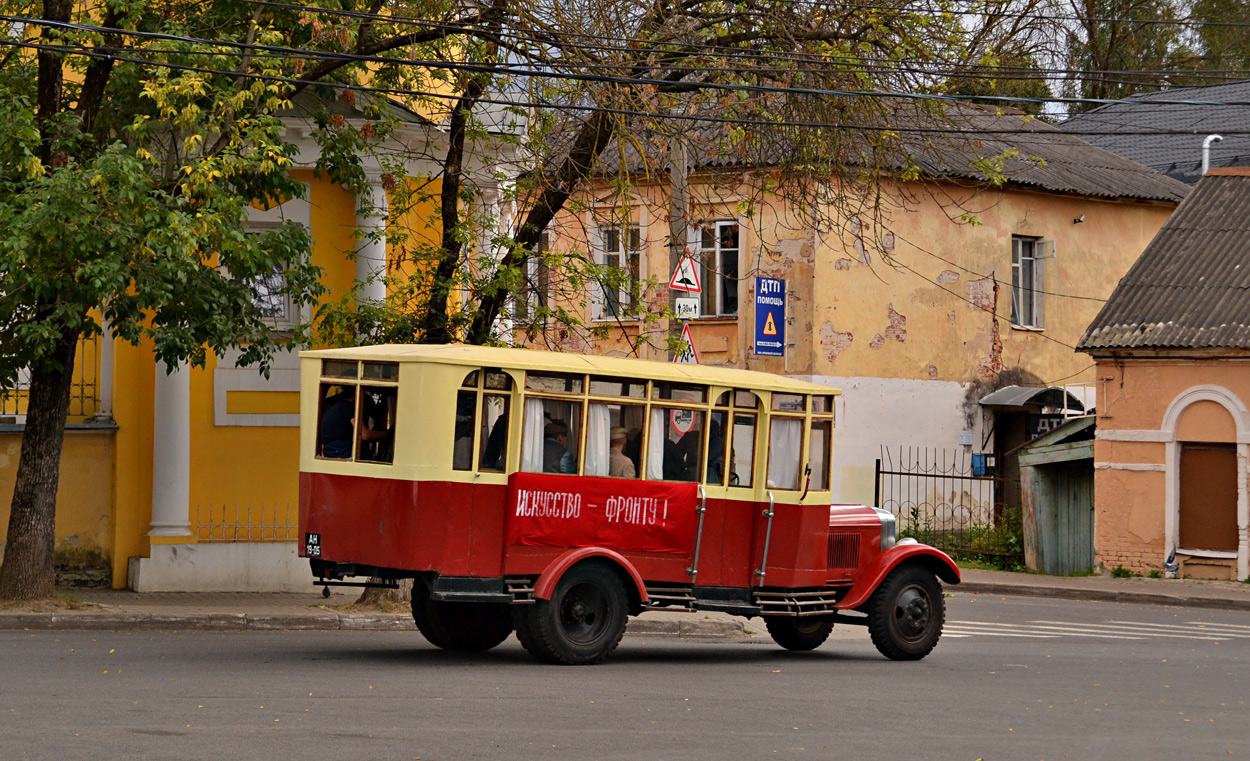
875,446,1021,564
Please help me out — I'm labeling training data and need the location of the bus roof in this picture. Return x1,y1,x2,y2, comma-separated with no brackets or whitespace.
300,344,841,396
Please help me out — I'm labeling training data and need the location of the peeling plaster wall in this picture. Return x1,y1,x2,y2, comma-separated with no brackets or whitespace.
799,375,975,505
811,184,1173,386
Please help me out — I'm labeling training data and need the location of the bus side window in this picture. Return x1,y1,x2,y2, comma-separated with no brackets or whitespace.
453,390,476,471
730,413,756,487
585,402,641,479
356,385,397,464
479,395,509,472
705,411,728,485
809,420,832,491
318,383,356,459
767,417,802,489
647,407,704,482
521,397,581,474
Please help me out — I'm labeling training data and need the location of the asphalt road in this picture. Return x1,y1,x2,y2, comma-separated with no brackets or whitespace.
2,592,1248,761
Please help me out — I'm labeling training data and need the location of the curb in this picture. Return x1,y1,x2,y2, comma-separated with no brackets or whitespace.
956,582,1250,613
0,612,748,637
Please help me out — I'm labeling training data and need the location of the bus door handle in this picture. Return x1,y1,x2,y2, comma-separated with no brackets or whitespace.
755,491,776,586
687,485,707,581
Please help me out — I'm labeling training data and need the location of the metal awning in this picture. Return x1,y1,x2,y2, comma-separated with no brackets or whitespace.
977,385,1085,413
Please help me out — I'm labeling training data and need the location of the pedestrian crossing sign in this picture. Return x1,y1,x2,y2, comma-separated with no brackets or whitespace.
673,323,699,364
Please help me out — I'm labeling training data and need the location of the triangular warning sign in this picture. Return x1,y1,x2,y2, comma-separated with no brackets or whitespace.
763,311,778,336
673,323,699,364
669,255,702,293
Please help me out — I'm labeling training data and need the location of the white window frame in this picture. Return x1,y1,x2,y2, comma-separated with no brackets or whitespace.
1012,236,1053,329
693,221,740,317
593,224,641,321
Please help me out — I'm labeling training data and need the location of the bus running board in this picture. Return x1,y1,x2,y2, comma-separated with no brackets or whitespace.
754,589,842,617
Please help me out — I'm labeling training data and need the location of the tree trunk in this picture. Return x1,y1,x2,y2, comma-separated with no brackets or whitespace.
355,578,413,606
0,329,79,599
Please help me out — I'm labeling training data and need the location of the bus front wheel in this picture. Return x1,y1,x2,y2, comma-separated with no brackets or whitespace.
516,563,628,665
411,584,513,652
865,564,945,661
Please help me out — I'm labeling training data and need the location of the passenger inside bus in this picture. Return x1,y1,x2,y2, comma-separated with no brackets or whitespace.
608,427,636,478
543,421,576,474
319,386,356,459
356,387,396,463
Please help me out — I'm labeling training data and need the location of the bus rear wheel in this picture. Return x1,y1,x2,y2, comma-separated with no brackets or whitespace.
866,564,945,661
411,584,513,652
766,617,834,651
516,563,628,665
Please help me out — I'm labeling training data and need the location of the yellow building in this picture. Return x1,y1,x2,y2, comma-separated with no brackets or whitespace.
1,97,519,590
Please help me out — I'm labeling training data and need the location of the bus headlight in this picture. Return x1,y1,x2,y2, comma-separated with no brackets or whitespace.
871,507,897,551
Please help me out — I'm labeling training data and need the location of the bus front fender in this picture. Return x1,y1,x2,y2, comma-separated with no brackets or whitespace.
533,547,649,605
837,543,960,611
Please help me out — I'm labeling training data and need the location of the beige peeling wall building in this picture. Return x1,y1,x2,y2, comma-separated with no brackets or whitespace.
533,110,1187,507
1079,168,1250,581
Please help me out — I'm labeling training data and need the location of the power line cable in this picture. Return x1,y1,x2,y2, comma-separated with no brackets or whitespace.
11,35,1250,140
12,13,1250,113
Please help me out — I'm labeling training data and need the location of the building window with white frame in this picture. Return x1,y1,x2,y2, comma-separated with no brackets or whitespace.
595,225,640,320
243,221,300,333
697,221,739,317
1011,235,1051,329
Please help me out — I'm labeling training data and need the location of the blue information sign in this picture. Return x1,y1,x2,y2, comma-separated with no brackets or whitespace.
754,277,786,357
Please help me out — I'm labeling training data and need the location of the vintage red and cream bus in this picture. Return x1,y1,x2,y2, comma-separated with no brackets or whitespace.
298,344,959,664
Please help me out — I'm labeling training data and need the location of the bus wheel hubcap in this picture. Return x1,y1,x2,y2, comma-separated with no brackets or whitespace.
895,587,930,639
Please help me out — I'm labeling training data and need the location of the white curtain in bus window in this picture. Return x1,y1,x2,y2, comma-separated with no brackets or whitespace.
731,413,756,487
478,395,509,472
808,420,832,491
767,418,802,489
584,404,612,476
521,398,546,473
523,398,581,474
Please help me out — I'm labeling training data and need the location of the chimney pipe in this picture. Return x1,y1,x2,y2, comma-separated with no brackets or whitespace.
1202,134,1224,176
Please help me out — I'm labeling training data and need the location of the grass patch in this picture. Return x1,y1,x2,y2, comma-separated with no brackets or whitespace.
0,590,95,613
902,507,1025,571
1110,565,1139,579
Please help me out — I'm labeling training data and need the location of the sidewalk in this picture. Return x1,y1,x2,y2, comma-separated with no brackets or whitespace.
2,568,1248,635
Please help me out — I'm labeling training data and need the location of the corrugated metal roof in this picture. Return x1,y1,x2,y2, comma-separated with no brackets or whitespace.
1059,80,1250,185
577,103,1188,203
1078,169,1250,352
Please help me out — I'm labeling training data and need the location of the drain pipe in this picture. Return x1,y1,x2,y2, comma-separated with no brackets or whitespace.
1202,134,1223,176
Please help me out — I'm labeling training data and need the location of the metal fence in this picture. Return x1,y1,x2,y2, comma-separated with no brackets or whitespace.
0,334,100,421
876,445,1019,561
195,504,299,543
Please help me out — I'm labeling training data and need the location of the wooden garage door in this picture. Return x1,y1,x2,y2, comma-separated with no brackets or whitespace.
1179,442,1238,552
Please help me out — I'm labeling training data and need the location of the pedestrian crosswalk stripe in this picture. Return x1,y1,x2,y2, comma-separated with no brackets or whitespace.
943,618,1249,642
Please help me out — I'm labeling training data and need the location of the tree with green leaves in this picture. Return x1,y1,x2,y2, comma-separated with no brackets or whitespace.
1,0,1035,599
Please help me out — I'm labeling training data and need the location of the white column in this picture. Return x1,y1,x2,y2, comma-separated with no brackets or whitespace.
95,320,113,421
150,359,192,537
354,179,388,303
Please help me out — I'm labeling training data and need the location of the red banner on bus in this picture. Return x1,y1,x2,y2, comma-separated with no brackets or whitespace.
505,473,699,555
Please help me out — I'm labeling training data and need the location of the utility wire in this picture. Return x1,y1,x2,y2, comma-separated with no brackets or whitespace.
11,13,1250,114
10,35,1250,141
